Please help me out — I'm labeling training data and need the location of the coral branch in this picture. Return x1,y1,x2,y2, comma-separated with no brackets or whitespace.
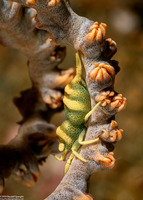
1,0,126,199
0,0,74,192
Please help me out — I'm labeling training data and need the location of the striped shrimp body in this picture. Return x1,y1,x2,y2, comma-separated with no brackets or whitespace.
64,76,91,125
55,53,100,173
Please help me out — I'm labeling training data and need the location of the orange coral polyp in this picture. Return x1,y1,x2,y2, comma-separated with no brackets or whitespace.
95,91,127,112
26,0,36,5
89,63,115,82
96,152,115,168
100,120,123,142
85,22,107,43
48,0,61,7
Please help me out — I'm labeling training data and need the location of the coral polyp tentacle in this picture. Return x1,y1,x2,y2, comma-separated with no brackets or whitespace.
48,0,61,7
89,63,115,83
95,152,115,169
100,120,123,142
95,91,127,113
26,0,36,5
85,22,107,43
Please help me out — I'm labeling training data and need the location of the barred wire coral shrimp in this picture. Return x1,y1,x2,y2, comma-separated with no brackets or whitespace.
55,53,101,173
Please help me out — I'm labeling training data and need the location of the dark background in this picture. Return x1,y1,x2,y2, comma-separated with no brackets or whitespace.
0,0,143,199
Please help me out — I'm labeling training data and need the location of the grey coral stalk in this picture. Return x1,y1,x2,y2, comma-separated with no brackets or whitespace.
2,0,127,199
0,0,75,193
